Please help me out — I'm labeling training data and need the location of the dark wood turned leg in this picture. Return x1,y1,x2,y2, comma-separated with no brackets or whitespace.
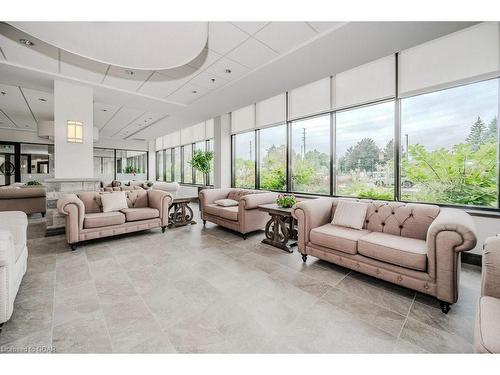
41,212,45,218
203,220,206,226
301,253,308,263
70,243,77,251
439,301,451,314
162,226,166,233
242,233,247,240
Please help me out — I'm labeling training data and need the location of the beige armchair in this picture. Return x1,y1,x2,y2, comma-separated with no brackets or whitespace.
57,189,172,250
199,188,279,238
292,198,477,313
0,186,46,216
474,235,500,353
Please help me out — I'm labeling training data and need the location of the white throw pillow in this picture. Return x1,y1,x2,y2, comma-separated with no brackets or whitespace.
214,199,239,207
101,192,128,212
332,201,368,230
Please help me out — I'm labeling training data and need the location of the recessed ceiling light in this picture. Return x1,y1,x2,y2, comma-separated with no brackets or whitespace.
38,98,47,102
211,78,216,83
0,91,6,95
225,69,232,74
19,38,34,46
192,90,198,94
125,70,134,76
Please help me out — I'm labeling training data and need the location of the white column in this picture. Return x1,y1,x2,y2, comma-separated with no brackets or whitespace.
148,140,156,181
54,81,94,178
213,114,231,188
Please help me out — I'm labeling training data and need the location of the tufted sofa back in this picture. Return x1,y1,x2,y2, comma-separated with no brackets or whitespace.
227,188,264,202
330,198,440,240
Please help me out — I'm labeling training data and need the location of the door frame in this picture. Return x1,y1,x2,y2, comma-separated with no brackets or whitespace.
0,141,21,185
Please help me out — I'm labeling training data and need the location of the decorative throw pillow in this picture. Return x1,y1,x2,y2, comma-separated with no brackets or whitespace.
332,201,368,230
101,192,128,213
214,199,239,207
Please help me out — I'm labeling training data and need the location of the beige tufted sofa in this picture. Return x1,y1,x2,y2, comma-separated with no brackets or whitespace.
57,189,173,250
474,235,500,353
199,188,279,238
292,198,477,313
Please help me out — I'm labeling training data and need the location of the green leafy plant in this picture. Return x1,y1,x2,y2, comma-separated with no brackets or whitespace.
125,166,137,174
25,180,42,186
276,193,297,208
189,150,214,185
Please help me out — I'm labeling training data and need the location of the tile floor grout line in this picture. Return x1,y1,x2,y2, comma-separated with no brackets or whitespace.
396,293,416,341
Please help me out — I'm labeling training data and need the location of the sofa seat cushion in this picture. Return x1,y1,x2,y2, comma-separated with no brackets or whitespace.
475,296,500,353
310,224,371,255
84,211,125,229
204,204,239,221
121,207,160,222
358,232,427,271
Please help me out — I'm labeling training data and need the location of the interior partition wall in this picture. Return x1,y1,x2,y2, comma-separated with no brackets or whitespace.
93,147,149,181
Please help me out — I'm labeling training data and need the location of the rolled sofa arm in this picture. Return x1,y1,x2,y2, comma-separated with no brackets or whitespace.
57,194,85,244
482,235,500,299
0,211,27,251
148,190,173,226
292,198,333,252
240,192,279,210
426,208,477,253
199,188,232,206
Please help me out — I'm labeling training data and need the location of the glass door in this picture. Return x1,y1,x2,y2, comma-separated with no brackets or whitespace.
0,143,19,186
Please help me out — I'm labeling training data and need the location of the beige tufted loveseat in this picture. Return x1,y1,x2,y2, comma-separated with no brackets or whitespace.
292,198,477,313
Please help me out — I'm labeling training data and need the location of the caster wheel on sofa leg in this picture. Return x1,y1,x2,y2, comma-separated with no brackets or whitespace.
70,244,77,251
439,301,451,314
162,226,166,233
301,254,308,263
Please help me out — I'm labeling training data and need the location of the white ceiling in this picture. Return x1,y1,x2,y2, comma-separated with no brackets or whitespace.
0,21,477,142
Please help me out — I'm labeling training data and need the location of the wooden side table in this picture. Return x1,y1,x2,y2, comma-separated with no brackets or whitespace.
168,194,197,228
258,203,298,253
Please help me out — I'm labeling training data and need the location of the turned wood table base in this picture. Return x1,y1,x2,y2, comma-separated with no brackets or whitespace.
259,204,298,253
168,200,196,228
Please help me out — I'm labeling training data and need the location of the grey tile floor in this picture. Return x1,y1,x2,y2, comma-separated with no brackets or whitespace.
0,209,481,353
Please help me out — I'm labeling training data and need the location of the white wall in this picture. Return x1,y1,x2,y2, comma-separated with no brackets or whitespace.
54,81,94,179
471,215,500,255
214,114,231,188
0,128,52,144
94,137,149,151
148,140,155,181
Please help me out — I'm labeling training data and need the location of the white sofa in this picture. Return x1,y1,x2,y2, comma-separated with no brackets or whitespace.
0,211,28,329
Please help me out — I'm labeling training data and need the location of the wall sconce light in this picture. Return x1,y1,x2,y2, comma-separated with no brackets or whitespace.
67,120,83,143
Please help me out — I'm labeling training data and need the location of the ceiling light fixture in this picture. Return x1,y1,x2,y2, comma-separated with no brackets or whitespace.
101,109,107,112
19,38,34,46
0,91,6,95
225,69,232,74
38,98,47,102
125,70,134,76
211,78,216,83
192,90,198,94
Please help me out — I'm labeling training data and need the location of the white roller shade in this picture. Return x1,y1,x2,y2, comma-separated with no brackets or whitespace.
163,131,180,149
256,93,286,128
205,118,214,139
399,22,500,97
288,77,331,120
335,55,395,109
155,137,163,151
181,126,194,145
191,122,206,142
231,104,255,134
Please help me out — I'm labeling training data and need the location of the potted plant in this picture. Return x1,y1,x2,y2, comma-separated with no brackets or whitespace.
276,193,297,208
189,150,214,187
25,180,42,187
144,180,154,190
125,166,137,176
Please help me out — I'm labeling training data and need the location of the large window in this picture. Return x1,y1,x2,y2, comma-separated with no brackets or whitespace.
234,131,256,188
94,148,115,181
173,147,181,182
336,101,395,200
165,149,172,182
21,143,54,183
291,115,330,194
116,150,148,181
194,141,205,185
259,124,287,190
182,144,193,184
401,79,499,207
156,150,164,181
207,139,214,185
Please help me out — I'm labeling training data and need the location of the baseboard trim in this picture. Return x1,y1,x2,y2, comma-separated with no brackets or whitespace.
462,252,482,267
